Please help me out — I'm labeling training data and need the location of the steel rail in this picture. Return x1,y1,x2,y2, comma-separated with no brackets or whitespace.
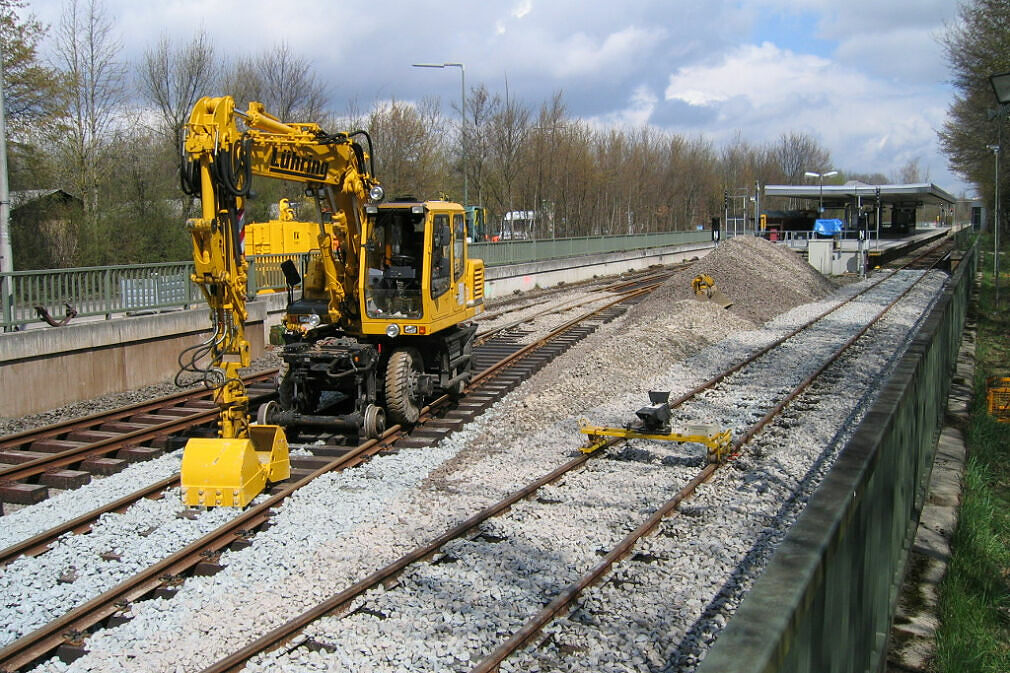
0,375,276,484
468,270,936,671
475,275,669,344
2,261,942,671
198,454,597,673
0,284,653,672
193,273,929,672
0,371,276,450
471,284,655,385
201,269,936,673
0,428,390,672
0,476,179,567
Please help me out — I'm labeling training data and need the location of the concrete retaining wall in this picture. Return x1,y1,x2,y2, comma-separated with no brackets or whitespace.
0,304,266,418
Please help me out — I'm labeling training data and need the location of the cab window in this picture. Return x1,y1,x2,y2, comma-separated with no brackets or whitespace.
453,213,465,281
431,213,451,297
363,210,424,319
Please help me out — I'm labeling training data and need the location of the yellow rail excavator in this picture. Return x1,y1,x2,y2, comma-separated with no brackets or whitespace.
178,96,484,507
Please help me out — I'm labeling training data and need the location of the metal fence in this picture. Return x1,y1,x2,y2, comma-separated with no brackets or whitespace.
1,231,707,330
1,262,200,330
696,237,976,673
469,230,711,266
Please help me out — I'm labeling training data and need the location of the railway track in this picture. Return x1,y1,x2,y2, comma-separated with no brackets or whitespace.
0,254,949,672
0,267,674,516
0,278,660,672
183,268,941,673
0,373,277,509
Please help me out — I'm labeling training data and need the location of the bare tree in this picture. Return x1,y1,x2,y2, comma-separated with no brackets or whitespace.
368,97,448,199
220,55,262,108
51,0,126,242
485,84,531,222
464,84,495,210
773,131,831,183
139,31,217,152
222,42,328,121
898,158,928,184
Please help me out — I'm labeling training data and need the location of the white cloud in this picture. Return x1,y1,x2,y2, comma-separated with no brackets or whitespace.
547,26,667,77
586,85,659,129
22,0,967,192
658,41,958,188
665,42,858,112
833,26,946,81
512,0,533,19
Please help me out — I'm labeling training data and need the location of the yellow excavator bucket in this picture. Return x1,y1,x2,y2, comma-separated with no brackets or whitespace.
180,425,290,508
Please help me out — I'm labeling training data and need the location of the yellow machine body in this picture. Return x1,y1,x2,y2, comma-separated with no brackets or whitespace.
181,425,290,508
180,94,484,451
245,199,318,255
691,274,733,309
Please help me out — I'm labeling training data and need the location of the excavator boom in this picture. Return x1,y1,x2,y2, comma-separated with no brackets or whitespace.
177,96,380,507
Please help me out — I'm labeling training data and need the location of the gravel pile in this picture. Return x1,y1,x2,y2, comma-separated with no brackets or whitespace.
8,242,949,673
641,236,836,325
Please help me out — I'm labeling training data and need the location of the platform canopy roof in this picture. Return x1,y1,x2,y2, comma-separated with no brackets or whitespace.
763,182,956,207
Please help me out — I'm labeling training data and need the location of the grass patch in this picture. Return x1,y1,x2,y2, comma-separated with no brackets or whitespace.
934,236,1010,673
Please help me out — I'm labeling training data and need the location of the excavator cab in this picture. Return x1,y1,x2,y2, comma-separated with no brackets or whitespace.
363,207,425,319
359,200,484,334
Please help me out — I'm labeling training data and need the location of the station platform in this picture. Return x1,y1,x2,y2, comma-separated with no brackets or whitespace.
778,227,950,275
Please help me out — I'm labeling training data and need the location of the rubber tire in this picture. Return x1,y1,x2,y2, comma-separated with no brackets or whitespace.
385,348,422,426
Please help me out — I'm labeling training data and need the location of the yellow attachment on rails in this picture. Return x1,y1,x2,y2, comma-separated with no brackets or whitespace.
181,425,290,508
691,274,733,309
576,391,732,463
577,418,732,463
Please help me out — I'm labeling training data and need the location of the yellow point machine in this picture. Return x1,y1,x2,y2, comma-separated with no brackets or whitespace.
178,96,484,507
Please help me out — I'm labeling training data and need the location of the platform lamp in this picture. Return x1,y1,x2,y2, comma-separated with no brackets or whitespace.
988,71,1010,305
413,62,467,206
804,170,838,215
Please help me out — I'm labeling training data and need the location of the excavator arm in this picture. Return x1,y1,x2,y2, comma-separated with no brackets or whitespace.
177,95,381,507
183,96,381,327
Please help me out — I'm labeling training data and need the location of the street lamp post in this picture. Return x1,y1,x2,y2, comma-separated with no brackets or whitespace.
0,39,13,331
803,170,838,216
988,144,1001,306
987,71,1010,306
413,62,467,206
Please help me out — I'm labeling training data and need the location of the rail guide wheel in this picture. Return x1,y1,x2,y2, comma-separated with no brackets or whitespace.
363,403,386,438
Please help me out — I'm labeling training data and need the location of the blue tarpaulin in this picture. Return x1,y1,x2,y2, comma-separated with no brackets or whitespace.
814,218,844,236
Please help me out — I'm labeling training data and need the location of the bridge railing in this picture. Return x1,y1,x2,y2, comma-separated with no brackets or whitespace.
1,231,706,330
0,262,200,331
696,238,976,673
469,230,711,266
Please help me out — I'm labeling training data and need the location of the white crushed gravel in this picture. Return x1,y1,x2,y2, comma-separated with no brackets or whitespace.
6,237,950,673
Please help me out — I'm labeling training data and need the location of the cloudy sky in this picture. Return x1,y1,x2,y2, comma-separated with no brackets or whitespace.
25,0,969,194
